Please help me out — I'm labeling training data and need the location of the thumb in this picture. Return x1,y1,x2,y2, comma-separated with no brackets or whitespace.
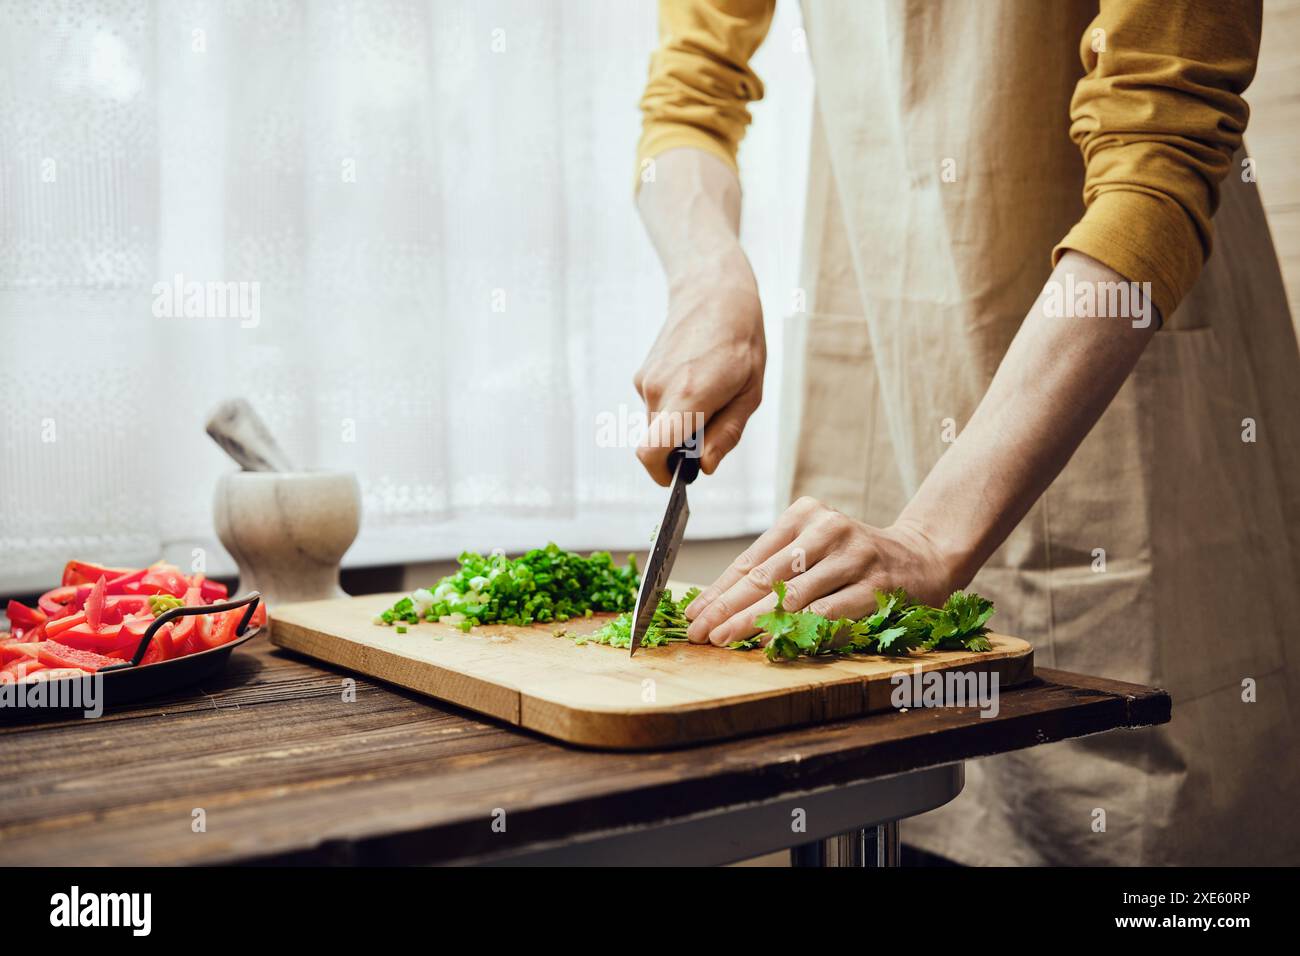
699,385,761,475
637,401,709,486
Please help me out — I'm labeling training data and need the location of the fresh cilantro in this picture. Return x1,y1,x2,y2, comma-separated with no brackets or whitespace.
575,586,701,649
922,591,996,652
730,583,996,662
750,580,840,661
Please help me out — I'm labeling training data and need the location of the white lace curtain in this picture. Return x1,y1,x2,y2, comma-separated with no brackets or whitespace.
0,0,811,591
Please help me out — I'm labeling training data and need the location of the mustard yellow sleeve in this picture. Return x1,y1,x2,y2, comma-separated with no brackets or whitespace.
637,0,776,179
1052,0,1260,321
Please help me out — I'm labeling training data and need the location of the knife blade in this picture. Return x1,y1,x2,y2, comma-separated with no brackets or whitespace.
629,448,700,657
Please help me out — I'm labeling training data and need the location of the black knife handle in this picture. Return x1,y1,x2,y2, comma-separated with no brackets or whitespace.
668,446,701,485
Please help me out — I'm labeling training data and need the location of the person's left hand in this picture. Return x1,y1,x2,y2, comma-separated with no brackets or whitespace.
684,496,957,646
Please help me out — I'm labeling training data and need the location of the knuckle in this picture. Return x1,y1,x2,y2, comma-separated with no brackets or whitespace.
707,597,733,622
793,495,821,514
781,580,802,608
807,598,834,617
843,529,872,554
745,564,772,589
863,572,890,594
692,586,718,608
810,514,839,536
817,509,851,535
731,551,755,573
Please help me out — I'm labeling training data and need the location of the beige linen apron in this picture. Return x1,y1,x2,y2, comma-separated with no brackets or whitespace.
779,0,1300,864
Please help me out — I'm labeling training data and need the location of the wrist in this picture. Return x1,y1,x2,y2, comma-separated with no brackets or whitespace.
664,240,751,296
888,514,981,595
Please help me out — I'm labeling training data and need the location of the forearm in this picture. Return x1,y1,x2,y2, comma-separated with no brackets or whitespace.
637,148,747,288
897,251,1159,588
632,146,765,482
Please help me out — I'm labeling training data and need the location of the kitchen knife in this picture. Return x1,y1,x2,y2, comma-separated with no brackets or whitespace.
629,447,701,657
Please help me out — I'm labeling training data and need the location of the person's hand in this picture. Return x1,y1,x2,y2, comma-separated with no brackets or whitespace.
633,249,765,485
684,497,957,646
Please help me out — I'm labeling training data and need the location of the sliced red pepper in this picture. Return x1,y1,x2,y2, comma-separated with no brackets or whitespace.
38,589,149,625
12,623,45,644
37,641,120,673
140,565,187,598
44,611,86,639
179,609,219,655
170,613,197,653
0,659,47,682
220,608,248,646
199,579,229,602
0,641,41,665
122,617,155,658
105,568,146,594
107,595,150,616
138,623,175,665
6,600,47,631
62,560,135,588
85,576,107,630
56,622,135,654
38,585,80,617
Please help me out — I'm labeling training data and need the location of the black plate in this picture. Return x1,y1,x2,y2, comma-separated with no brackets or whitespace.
0,592,262,722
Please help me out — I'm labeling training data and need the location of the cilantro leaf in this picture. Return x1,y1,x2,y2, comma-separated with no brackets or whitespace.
741,583,996,663
923,591,996,652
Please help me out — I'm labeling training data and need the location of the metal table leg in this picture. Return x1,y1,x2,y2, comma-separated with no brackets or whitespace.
791,821,901,867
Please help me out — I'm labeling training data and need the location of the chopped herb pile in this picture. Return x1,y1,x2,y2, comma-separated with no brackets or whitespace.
731,581,995,662
569,586,701,649
374,544,638,631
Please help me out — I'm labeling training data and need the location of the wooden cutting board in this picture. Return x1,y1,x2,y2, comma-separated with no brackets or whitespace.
270,586,1034,750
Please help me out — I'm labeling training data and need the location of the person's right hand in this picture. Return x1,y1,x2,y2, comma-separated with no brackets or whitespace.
633,249,765,485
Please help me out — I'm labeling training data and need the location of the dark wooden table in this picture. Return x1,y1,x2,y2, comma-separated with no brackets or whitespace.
0,640,1169,866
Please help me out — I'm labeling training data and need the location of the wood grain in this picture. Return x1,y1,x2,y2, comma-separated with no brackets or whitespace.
0,635,1168,866
268,588,1035,749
